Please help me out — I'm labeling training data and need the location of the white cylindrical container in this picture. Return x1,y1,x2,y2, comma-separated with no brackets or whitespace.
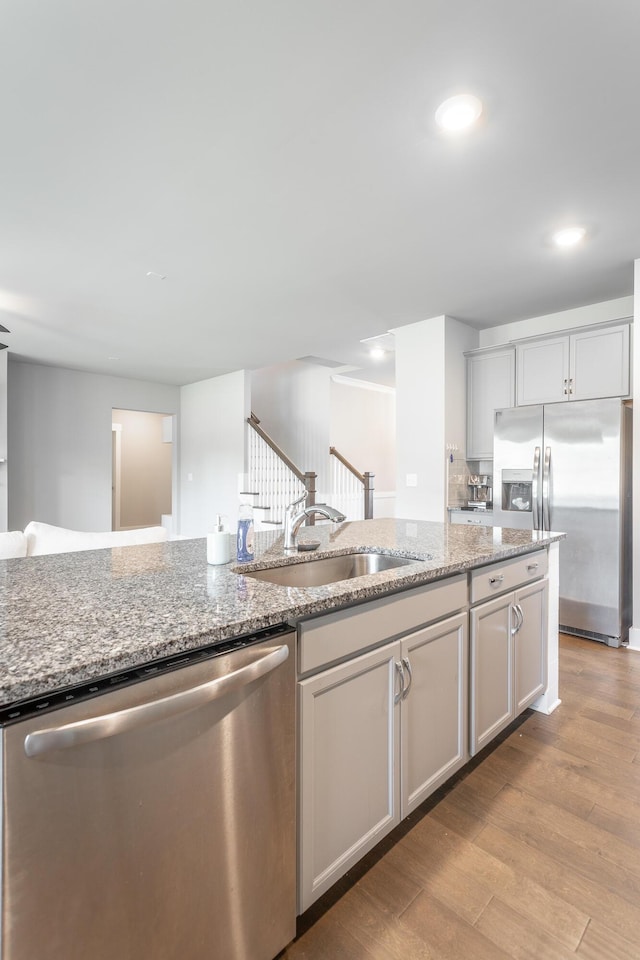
207,516,230,565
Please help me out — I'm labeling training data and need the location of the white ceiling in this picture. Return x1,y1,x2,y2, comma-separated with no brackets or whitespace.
1,0,639,386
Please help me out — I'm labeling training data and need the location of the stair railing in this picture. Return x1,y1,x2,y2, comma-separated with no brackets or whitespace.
329,447,374,520
247,414,316,526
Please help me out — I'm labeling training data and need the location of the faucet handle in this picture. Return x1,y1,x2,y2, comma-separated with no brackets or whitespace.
287,491,308,514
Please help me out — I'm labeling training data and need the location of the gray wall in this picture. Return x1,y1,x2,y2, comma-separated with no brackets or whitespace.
8,360,179,531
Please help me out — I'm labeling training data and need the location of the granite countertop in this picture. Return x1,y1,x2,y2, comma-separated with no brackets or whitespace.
0,518,564,708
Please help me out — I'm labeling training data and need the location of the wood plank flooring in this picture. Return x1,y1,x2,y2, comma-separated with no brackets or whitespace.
281,634,640,960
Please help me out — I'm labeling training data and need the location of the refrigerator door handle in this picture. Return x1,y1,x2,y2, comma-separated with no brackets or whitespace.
542,445,551,531
532,446,542,530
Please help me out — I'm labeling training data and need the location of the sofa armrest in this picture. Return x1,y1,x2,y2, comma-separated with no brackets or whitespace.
24,521,169,557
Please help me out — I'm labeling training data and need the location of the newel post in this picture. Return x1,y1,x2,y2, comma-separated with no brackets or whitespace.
364,472,375,520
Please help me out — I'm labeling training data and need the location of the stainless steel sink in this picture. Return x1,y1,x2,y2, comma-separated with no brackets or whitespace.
242,551,416,587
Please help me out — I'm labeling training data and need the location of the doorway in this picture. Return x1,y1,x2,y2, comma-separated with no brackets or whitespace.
111,410,174,531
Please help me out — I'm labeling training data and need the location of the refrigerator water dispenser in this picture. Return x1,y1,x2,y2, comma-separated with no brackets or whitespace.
501,469,533,512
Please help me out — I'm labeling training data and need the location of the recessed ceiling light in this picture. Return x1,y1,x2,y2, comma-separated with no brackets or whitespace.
146,271,166,280
552,226,586,248
435,94,483,132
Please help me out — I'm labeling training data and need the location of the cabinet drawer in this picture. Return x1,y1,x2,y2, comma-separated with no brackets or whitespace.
299,575,467,675
450,510,494,527
470,550,547,604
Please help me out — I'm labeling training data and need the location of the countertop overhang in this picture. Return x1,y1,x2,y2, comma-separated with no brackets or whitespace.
0,519,564,707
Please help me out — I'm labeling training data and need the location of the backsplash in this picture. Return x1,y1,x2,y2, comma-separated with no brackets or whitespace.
447,457,493,509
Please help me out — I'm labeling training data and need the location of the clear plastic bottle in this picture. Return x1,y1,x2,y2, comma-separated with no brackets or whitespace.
236,502,255,562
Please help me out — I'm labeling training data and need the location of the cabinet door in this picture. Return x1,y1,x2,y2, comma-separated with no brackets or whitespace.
466,348,515,459
400,613,468,817
470,592,514,756
298,643,400,911
516,337,569,405
570,323,630,400
514,579,548,712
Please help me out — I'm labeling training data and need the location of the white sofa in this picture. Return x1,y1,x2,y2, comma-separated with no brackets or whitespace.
0,522,168,559
0,530,29,559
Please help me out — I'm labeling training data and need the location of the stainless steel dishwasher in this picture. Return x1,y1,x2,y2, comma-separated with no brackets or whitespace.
0,623,296,960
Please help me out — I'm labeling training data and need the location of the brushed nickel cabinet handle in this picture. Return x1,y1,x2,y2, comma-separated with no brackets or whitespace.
401,657,413,700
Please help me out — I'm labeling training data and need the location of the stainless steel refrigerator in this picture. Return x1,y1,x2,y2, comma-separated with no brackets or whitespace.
493,398,632,647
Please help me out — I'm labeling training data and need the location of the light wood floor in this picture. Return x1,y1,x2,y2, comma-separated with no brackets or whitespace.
282,634,640,960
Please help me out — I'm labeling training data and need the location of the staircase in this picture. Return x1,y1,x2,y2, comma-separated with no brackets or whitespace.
247,414,374,529
246,414,315,529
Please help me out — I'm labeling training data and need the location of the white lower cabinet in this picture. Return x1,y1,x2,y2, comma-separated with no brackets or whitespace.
298,642,400,913
298,611,467,911
514,579,548,713
470,577,548,756
400,613,468,816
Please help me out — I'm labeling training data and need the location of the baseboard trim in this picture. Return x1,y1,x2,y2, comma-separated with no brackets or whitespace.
531,697,562,716
626,626,640,652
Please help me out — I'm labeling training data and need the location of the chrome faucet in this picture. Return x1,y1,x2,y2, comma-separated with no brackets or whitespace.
283,493,346,552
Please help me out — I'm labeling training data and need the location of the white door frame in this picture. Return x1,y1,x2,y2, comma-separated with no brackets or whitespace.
112,422,122,531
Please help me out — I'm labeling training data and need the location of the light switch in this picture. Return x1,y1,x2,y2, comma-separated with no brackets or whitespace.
406,473,418,487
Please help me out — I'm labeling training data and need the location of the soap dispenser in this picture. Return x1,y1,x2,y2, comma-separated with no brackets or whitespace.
207,515,230,565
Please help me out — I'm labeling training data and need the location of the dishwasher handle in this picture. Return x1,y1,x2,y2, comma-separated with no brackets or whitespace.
24,644,289,758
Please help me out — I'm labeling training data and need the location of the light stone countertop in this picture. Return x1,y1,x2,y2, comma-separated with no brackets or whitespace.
0,518,564,708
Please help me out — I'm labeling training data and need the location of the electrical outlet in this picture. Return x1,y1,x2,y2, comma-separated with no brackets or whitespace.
406,473,418,487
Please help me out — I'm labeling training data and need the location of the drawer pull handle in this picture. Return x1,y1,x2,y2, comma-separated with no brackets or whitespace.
489,575,504,585
401,657,413,700
527,562,539,572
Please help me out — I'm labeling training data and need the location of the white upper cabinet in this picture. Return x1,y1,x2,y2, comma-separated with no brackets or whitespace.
516,322,630,406
516,337,570,405
466,347,515,459
570,323,630,401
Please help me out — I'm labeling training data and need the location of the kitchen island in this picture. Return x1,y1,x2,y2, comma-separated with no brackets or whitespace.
0,518,563,707
0,518,563,708
0,518,564,960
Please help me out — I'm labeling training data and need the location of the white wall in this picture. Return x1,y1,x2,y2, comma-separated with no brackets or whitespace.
394,317,444,520
179,370,250,538
251,361,332,496
445,318,479,454
478,296,633,348
0,350,7,531
329,376,396,491
8,360,179,532
630,268,640,651
394,316,477,521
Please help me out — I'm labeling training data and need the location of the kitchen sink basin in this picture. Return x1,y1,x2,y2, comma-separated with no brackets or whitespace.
242,551,416,587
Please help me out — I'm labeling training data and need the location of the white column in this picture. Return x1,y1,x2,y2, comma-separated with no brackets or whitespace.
532,540,561,714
